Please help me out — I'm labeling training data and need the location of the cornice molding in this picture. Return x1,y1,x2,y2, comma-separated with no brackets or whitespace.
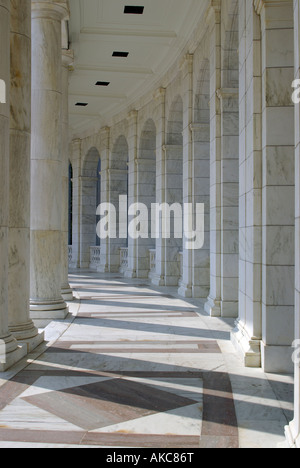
254,0,293,15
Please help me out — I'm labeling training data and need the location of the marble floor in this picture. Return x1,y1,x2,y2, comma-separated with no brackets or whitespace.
0,272,294,448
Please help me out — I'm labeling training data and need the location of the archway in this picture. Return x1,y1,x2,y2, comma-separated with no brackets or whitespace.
135,118,157,278
109,135,129,272
80,147,101,268
163,95,183,287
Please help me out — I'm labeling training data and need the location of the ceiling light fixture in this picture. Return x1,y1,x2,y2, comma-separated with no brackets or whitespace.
124,6,144,14
113,51,129,58
95,81,110,86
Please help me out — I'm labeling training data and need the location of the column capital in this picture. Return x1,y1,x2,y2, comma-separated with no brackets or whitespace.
216,87,239,100
128,109,138,122
205,0,221,26
32,1,69,21
153,87,166,102
179,53,194,72
254,0,293,15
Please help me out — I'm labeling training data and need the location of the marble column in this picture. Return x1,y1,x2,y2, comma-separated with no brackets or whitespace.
8,0,44,350
125,111,138,279
30,0,68,321
217,87,239,318
98,127,110,273
135,157,156,278
256,0,295,373
61,49,74,301
151,88,166,287
162,145,183,287
179,54,194,298
231,0,263,368
204,0,222,317
69,138,81,270
189,123,210,299
285,0,300,449
0,0,27,370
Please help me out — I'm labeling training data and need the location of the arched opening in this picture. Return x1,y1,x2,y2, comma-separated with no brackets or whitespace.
164,95,183,286
136,118,157,278
109,135,129,272
80,147,101,269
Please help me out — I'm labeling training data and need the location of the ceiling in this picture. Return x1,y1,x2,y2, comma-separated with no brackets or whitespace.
68,0,207,137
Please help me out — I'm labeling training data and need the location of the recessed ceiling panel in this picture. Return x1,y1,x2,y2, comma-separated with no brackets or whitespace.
69,0,208,136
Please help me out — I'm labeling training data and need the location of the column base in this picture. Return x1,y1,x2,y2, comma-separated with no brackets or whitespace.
97,264,109,273
124,269,136,279
9,320,44,353
136,270,150,279
61,283,74,301
220,301,239,318
0,334,27,372
204,296,221,317
30,299,69,321
151,273,165,287
178,282,193,298
285,421,300,449
165,276,180,287
192,285,209,299
231,320,261,368
261,342,294,374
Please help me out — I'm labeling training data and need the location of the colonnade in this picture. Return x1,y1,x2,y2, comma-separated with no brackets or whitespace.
0,0,73,370
0,0,299,448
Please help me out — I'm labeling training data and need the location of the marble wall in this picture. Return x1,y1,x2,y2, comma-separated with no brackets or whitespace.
285,0,300,450
66,0,299,447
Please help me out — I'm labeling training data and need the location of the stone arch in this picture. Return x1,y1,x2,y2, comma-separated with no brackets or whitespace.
135,119,157,278
222,0,239,88
80,147,101,268
109,135,129,272
167,95,183,146
164,95,184,286
111,135,129,171
194,59,210,124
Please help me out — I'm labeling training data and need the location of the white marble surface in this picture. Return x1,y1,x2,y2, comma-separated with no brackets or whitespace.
0,272,294,448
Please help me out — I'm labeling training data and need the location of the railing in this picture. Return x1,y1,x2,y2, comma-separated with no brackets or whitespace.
149,249,156,277
120,247,128,273
90,246,101,270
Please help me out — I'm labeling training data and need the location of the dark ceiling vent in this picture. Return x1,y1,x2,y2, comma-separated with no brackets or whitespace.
113,51,129,58
75,102,88,107
124,6,144,14
95,81,110,87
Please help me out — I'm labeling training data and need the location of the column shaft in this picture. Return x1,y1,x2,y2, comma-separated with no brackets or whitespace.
205,0,222,316
61,49,73,300
0,0,26,370
259,0,295,373
8,0,44,349
30,1,68,322
231,0,263,367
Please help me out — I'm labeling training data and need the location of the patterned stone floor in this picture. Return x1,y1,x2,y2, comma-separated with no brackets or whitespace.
0,272,294,448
